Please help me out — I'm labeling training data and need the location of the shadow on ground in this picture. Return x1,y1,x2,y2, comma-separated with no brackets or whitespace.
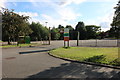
26,62,120,79
19,50,50,54
84,55,106,63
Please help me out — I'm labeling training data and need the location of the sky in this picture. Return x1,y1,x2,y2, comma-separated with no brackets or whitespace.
0,0,119,31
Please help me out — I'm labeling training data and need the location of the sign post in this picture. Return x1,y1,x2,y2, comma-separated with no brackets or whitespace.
64,28,69,48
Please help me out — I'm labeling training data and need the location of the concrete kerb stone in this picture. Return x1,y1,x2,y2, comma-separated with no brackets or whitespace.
48,52,120,70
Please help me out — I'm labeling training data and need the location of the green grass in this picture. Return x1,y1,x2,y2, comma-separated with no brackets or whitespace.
0,43,41,48
0,40,3,42
50,47,120,66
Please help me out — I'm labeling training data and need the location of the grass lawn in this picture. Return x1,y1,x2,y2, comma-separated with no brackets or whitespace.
50,47,120,66
0,40,3,42
0,43,41,48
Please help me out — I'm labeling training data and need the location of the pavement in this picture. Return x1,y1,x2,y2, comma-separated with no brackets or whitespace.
2,40,120,79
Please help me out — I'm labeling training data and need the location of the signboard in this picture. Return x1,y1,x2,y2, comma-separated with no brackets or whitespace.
64,37,69,41
64,28,69,41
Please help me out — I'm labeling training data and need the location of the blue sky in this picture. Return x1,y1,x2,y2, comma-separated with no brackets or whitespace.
0,0,118,31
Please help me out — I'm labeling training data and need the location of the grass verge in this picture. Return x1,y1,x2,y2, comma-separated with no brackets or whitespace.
50,47,120,66
0,43,41,48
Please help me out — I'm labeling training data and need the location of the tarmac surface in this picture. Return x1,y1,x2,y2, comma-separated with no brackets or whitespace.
2,40,120,79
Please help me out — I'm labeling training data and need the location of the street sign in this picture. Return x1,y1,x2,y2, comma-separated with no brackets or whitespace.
64,28,69,48
64,33,69,37
64,28,69,33
64,37,69,41
64,28,69,41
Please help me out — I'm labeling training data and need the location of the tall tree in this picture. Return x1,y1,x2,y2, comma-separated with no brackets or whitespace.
110,0,120,38
1,8,32,44
66,25,75,40
75,21,87,40
30,22,49,41
58,24,64,40
51,27,60,40
66,25,74,31
85,25,101,39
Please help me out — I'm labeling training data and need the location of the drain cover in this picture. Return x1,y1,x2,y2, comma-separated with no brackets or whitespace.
5,57,16,60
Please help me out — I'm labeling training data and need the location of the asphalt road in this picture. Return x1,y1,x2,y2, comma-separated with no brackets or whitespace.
2,40,120,79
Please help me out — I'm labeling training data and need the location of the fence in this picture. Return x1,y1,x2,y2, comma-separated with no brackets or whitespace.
78,39,118,47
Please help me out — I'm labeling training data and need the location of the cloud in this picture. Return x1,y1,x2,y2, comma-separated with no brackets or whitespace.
17,12,39,17
28,0,82,27
41,14,68,27
0,0,6,10
57,7,81,21
56,0,86,7
85,12,114,31
84,11,114,31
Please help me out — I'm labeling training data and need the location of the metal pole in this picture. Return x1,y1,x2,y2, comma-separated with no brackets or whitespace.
49,27,51,45
77,31,79,46
68,41,69,47
45,22,48,27
64,41,65,47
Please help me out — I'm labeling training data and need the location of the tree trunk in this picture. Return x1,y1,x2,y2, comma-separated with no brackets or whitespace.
8,37,11,45
8,40,11,45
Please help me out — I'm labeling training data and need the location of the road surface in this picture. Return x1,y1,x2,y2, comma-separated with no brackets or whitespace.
2,40,120,79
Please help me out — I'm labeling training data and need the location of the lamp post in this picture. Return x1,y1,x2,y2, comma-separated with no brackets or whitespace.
45,22,51,45
45,22,48,27
49,27,51,45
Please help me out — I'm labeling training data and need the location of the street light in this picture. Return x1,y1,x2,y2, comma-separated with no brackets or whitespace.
45,22,51,45
45,22,48,27
49,27,51,45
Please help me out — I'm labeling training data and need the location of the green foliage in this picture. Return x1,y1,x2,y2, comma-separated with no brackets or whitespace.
110,59,120,66
85,25,101,39
1,43,41,48
66,25,74,31
84,55,106,63
75,21,87,40
30,22,49,41
58,24,64,40
65,25,76,40
75,22,100,40
1,8,32,44
110,0,120,38
51,27,60,40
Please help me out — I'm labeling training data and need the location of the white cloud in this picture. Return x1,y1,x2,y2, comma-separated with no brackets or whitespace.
85,13,114,31
84,11,114,31
17,12,39,17
11,0,117,31
12,2,17,6
85,19,99,26
0,0,6,10
57,7,81,21
28,0,82,27
57,0,86,7
41,14,68,27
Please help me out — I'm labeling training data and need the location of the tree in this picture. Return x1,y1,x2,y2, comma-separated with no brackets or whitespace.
85,25,101,39
51,27,60,40
75,21,87,40
65,25,75,40
110,0,120,38
30,22,49,41
58,24,64,40
58,24,64,29
1,8,32,44
66,25,74,31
